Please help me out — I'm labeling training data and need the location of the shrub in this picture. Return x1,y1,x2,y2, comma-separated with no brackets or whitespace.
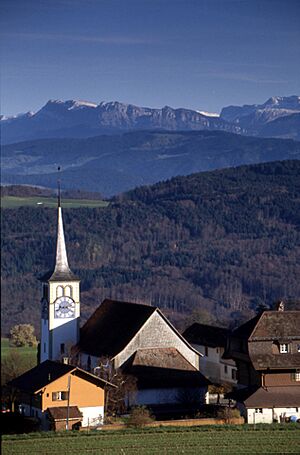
125,406,154,428
217,407,241,423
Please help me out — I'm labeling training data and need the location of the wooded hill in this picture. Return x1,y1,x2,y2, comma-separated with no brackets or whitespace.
1,160,300,335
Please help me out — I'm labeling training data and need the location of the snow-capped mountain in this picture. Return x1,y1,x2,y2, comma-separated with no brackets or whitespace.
0,99,243,144
1,96,299,144
220,96,300,132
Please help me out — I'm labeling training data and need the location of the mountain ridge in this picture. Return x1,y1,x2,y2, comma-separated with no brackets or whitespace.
2,95,300,144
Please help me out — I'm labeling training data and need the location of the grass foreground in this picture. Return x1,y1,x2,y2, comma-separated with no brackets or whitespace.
2,424,300,455
1,196,109,209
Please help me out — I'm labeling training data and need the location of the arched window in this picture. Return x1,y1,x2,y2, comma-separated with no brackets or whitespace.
64,285,73,298
56,286,64,298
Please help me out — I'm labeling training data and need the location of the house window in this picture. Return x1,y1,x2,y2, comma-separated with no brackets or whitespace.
232,369,237,380
60,343,65,355
205,346,208,357
44,343,46,353
279,343,289,353
52,391,69,401
255,408,263,413
224,365,228,374
292,371,300,382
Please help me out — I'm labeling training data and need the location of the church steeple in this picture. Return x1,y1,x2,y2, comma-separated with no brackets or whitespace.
39,168,80,362
40,170,78,282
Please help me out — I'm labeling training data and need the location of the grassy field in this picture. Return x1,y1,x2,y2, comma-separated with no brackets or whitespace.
1,338,37,363
1,196,109,209
2,425,300,455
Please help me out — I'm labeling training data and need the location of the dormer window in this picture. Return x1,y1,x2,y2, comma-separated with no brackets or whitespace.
279,343,289,354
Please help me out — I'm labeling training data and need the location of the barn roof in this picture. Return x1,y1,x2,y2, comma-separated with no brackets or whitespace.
77,299,156,357
183,323,229,348
244,386,300,408
121,348,209,389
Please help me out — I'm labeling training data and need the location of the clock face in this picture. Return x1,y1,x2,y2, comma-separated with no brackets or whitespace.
54,296,75,319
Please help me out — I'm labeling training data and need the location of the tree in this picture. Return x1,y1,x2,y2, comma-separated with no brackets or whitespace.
9,324,37,347
93,357,137,417
1,350,35,412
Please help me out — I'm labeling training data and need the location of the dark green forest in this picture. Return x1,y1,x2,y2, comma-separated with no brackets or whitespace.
1,160,300,336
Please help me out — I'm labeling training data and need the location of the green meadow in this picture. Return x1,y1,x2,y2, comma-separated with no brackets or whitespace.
2,424,300,455
1,196,109,209
1,338,37,363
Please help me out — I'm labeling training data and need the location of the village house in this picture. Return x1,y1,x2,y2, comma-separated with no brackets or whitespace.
227,303,300,423
183,323,237,387
9,360,114,430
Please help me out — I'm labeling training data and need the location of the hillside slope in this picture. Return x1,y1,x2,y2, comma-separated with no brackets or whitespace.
2,130,300,196
1,160,300,334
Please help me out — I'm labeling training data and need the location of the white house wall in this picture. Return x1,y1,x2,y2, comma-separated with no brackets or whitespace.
114,311,199,369
247,407,300,424
79,406,104,427
192,343,237,385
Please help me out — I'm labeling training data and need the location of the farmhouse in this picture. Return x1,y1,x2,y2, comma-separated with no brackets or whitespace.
183,323,237,387
10,360,113,430
228,303,300,423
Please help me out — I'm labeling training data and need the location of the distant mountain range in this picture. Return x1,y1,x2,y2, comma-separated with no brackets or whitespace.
2,130,300,196
221,96,300,140
1,96,299,144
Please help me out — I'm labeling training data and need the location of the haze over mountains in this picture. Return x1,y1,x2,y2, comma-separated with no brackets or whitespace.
2,131,300,196
1,96,300,145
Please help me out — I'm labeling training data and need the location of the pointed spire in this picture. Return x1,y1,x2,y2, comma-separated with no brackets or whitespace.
54,205,71,274
39,168,78,282
53,166,70,273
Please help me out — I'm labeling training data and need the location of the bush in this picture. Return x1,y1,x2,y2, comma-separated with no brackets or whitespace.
217,407,241,423
125,406,154,428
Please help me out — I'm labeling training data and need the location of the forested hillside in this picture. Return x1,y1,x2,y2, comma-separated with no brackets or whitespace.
1,160,300,335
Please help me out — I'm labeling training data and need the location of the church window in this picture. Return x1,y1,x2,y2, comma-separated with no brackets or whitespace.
64,286,73,298
52,391,69,401
56,286,64,298
224,365,228,374
60,343,65,354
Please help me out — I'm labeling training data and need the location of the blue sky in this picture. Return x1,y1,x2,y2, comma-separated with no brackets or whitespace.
1,0,299,116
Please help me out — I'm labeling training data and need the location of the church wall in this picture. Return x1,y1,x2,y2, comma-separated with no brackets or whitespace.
114,311,199,369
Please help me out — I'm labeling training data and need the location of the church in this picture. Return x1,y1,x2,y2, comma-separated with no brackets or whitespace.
37,193,209,415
